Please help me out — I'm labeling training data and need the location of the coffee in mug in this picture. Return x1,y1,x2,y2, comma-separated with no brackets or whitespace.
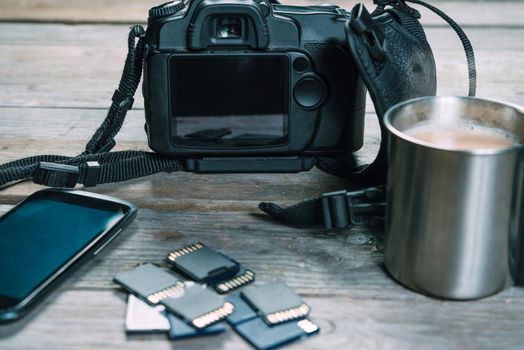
404,123,519,150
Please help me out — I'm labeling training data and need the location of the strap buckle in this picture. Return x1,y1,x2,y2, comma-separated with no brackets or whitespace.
33,162,80,188
350,3,386,61
32,161,102,188
321,187,386,230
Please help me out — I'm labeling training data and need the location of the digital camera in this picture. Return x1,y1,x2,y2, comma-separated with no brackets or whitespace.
143,0,366,172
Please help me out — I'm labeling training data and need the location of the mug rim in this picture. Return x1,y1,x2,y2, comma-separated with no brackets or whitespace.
384,96,524,156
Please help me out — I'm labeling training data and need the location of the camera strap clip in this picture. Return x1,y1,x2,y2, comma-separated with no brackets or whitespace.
32,161,102,188
32,162,80,188
349,4,386,61
321,187,386,230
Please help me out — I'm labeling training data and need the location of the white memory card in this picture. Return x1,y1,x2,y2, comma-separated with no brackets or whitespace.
125,294,170,333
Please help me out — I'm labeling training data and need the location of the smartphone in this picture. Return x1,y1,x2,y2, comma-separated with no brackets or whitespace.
0,189,137,323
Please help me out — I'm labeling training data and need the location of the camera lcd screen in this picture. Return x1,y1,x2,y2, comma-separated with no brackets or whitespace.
169,55,289,147
0,195,125,303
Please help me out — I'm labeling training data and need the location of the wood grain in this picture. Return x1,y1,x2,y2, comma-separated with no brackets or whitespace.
1,2,524,349
0,25,522,110
0,289,523,350
1,0,523,27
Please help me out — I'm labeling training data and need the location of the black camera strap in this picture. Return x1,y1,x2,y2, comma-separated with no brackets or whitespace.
0,25,184,190
0,1,476,232
259,0,477,229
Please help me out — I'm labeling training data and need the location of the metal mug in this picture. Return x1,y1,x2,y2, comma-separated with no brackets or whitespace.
383,96,524,300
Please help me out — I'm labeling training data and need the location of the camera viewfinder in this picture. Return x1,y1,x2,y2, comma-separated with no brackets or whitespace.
216,18,242,39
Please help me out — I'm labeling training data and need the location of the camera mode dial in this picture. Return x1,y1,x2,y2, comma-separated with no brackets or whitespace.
149,0,185,20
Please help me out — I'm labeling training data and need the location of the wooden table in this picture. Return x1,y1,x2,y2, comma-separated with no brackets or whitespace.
0,1,523,349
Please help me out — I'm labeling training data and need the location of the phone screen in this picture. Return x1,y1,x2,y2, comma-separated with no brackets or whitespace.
0,194,126,304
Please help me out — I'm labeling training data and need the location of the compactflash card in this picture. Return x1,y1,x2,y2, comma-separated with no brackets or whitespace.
161,284,234,329
114,263,185,305
241,282,310,325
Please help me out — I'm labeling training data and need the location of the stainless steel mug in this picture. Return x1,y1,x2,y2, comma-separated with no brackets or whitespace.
383,96,524,300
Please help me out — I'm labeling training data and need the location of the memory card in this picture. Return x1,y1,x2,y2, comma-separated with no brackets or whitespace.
225,293,258,326
241,282,310,325
167,242,240,284
214,268,256,294
114,263,185,305
166,313,226,339
161,284,234,329
125,294,170,333
234,317,320,350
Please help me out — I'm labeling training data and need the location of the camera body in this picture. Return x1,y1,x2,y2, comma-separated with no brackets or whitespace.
143,0,366,172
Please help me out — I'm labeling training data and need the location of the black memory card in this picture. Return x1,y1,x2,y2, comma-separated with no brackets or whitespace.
167,242,240,284
241,282,310,325
114,263,185,305
124,294,226,338
235,317,320,350
161,283,234,329
167,242,255,293
166,313,226,339
227,292,319,350
214,268,256,294
225,293,258,326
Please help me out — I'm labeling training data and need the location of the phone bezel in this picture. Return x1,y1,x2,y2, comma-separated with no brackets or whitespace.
0,189,138,323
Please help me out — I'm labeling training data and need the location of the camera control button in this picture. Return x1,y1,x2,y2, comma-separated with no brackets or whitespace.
259,1,272,17
293,57,309,72
294,77,325,109
149,0,185,20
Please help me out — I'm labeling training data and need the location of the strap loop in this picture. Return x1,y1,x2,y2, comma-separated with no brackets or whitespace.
404,0,477,96
350,5,386,61
81,161,101,187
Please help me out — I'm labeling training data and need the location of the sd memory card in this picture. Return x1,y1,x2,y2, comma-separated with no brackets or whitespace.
234,317,320,350
125,294,226,339
241,282,310,325
167,242,239,284
225,293,258,326
228,290,319,349
166,313,226,339
214,268,256,294
167,242,255,293
161,284,234,329
125,294,170,333
114,263,185,304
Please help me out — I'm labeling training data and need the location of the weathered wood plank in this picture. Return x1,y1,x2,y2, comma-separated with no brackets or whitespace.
0,0,523,27
0,289,523,350
0,204,522,303
0,25,522,110
0,204,391,297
